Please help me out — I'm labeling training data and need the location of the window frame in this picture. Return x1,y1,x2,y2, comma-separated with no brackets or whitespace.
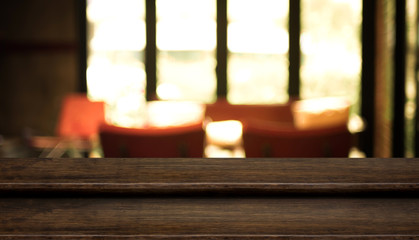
81,0,410,157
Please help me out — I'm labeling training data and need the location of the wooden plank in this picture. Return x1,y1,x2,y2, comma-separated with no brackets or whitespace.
1,158,419,238
1,197,419,236
2,236,419,239
1,158,419,194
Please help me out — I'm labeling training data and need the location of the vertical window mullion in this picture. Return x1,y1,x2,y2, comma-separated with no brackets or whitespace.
288,0,300,99
216,0,228,98
360,0,376,157
145,0,157,101
392,0,407,157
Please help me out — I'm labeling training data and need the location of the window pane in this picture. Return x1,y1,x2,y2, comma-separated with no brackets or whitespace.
227,0,289,104
301,0,362,114
156,0,217,102
87,0,147,127
405,0,417,156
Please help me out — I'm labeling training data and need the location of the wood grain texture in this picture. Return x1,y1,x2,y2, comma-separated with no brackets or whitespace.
1,158,419,238
1,237,419,240
1,198,419,236
1,158,419,194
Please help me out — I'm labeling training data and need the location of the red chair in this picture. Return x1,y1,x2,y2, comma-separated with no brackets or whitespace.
29,93,105,157
56,93,106,139
99,122,205,158
242,121,352,158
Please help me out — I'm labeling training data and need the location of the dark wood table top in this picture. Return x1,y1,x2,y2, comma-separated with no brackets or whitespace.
1,158,419,194
1,158,419,239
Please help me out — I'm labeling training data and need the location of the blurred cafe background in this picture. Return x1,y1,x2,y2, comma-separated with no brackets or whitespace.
0,0,417,158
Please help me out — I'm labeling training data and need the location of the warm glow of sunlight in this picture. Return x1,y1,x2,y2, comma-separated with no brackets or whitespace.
87,0,146,51
293,97,350,113
90,20,146,51
228,0,289,54
157,0,215,19
156,83,182,100
228,23,288,54
300,38,361,76
157,21,216,51
204,119,245,158
292,97,350,129
87,0,144,21
205,120,243,147
156,0,216,51
331,0,362,11
147,101,205,127
228,0,288,21
156,0,217,102
87,0,147,128
300,0,361,114
87,63,147,128
227,0,289,104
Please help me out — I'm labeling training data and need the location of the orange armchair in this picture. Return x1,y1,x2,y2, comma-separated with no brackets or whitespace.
99,122,205,158
242,121,352,158
29,93,105,157
56,94,106,139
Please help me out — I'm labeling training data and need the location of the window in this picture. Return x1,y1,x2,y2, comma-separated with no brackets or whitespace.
301,0,362,114
227,0,289,104
86,0,363,124
86,0,147,127
405,0,417,156
156,0,217,102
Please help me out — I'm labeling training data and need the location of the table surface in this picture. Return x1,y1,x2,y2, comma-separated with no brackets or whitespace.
1,158,419,238
1,158,418,193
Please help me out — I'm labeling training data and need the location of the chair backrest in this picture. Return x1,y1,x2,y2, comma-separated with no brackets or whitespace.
242,121,352,157
56,94,105,139
99,122,205,158
205,98,294,124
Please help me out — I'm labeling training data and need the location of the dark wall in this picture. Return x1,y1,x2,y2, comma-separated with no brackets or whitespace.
0,0,79,137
